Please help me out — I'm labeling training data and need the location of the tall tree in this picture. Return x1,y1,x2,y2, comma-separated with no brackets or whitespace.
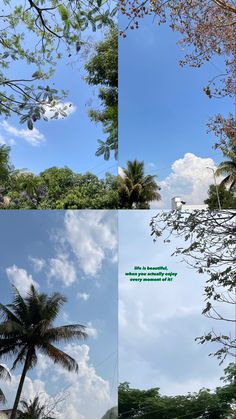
0,364,11,405
84,27,118,160
0,285,88,419
0,1,117,128
119,160,161,208
204,184,236,209
150,210,236,363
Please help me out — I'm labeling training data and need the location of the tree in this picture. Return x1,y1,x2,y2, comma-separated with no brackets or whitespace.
119,160,161,208
0,145,14,191
101,406,118,419
150,210,236,363
118,370,236,418
0,0,117,129
0,285,88,419
18,396,55,419
120,1,235,98
0,364,11,405
0,147,119,209
84,26,118,160
204,184,236,209
215,142,236,191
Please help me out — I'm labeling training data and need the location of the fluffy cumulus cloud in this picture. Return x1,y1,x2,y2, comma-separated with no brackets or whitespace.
6,265,39,296
62,211,117,277
152,153,222,209
47,253,77,286
43,101,76,120
0,120,45,146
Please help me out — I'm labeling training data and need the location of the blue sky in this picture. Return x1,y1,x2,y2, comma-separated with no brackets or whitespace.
119,15,234,208
0,210,117,419
119,211,234,395
0,21,117,177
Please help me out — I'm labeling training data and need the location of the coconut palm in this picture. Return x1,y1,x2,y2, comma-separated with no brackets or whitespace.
18,396,55,419
119,160,161,209
216,139,236,190
0,364,11,404
0,285,88,419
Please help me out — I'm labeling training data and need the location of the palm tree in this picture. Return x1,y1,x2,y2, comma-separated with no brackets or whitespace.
119,160,161,209
0,364,11,404
18,396,55,419
0,285,88,419
216,139,236,190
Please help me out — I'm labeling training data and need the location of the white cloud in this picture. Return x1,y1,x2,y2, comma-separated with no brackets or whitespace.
86,322,98,339
62,211,117,277
0,120,45,146
152,153,223,209
29,256,46,272
43,101,76,120
6,265,39,296
35,343,110,419
77,292,90,301
48,253,77,286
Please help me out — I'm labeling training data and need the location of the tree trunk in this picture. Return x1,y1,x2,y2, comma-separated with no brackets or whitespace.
10,350,32,419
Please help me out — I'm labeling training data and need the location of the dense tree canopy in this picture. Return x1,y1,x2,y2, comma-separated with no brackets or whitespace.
150,210,236,363
85,27,118,160
204,184,236,209
0,145,119,209
0,0,117,129
118,367,236,418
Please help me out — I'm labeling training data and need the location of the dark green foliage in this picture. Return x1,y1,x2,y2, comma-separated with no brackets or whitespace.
85,27,118,160
0,148,119,209
118,369,236,418
119,160,161,208
18,396,55,419
204,184,236,209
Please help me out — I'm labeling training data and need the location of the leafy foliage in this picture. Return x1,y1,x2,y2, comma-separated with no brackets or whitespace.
18,396,55,419
118,369,236,418
0,364,11,405
0,285,88,418
204,184,236,209
0,147,119,209
150,210,236,363
119,160,161,208
85,27,118,160
0,0,117,128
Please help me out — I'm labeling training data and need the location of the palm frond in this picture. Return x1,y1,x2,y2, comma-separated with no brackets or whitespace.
41,343,78,373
